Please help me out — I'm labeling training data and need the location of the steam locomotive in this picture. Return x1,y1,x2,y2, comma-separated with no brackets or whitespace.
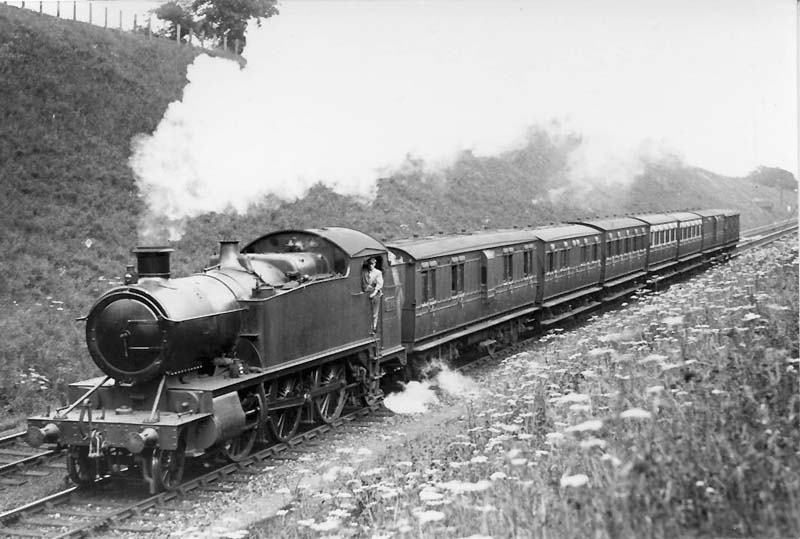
25,210,739,492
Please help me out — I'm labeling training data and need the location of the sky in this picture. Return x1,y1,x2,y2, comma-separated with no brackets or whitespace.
118,0,799,236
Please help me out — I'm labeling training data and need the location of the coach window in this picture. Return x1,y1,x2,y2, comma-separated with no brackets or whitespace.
592,243,599,261
421,267,436,303
580,245,588,264
523,250,532,276
503,252,513,282
624,237,631,253
559,249,569,269
546,251,555,273
450,257,465,296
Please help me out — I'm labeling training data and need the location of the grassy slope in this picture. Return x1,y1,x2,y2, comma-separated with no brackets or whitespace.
0,5,201,415
0,4,795,418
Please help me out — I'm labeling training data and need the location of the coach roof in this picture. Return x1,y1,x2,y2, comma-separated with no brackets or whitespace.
387,229,539,260
630,213,679,225
690,209,737,218
387,224,603,260
575,216,647,231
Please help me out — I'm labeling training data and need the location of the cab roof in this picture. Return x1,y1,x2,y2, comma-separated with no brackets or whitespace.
244,227,386,258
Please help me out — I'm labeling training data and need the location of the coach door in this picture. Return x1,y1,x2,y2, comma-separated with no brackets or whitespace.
480,250,496,302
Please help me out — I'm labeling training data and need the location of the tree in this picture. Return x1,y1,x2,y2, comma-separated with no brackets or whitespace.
745,166,798,190
193,0,278,51
154,0,278,52
153,1,200,42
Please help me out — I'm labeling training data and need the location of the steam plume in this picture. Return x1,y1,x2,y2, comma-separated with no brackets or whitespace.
129,1,794,242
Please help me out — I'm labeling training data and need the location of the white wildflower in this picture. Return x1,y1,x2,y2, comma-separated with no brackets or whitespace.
414,510,446,525
439,480,491,494
569,404,592,413
560,474,589,488
620,408,652,419
310,518,341,532
579,437,607,450
419,488,444,501
565,420,603,433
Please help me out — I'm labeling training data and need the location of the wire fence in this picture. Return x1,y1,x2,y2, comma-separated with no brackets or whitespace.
3,0,243,55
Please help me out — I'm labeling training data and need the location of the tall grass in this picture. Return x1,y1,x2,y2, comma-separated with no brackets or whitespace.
250,238,799,538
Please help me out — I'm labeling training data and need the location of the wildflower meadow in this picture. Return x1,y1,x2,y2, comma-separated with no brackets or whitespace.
249,237,799,539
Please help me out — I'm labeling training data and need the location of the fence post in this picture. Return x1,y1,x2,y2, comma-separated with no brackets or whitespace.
176,24,181,44
39,1,42,14
189,28,194,45
89,2,92,24
119,10,122,30
133,13,137,31
56,1,60,17
234,38,240,55
223,34,227,53
103,6,107,27
148,17,151,38
21,1,24,8
73,0,76,20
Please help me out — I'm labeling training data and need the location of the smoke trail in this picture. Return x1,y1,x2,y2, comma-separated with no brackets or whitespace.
129,0,793,242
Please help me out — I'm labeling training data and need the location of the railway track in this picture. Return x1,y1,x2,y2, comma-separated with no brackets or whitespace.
0,432,62,489
736,218,797,252
0,402,390,538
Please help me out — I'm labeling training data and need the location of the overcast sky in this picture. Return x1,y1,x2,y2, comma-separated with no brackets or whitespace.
123,0,798,228
242,0,797,177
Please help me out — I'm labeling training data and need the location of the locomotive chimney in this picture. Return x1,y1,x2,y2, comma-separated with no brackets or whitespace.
218,240,240,268
133,247,174,279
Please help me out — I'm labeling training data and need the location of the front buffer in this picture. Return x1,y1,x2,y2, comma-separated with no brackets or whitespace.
26,371,266,493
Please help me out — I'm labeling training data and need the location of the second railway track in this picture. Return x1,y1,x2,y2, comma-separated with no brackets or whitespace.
0,432,62,489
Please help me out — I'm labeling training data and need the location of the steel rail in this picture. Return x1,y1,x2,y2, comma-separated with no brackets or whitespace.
0,431,63,482
0,432,25,446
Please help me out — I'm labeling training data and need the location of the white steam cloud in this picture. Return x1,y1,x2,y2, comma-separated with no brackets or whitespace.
384,362,481,415
130,0,795,242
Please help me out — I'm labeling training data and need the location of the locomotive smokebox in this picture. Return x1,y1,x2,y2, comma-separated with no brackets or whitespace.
133,247,174,279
